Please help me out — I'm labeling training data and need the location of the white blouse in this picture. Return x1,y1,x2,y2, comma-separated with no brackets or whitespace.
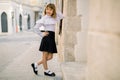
34,11,64,36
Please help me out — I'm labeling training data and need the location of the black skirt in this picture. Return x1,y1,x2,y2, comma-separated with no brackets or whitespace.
39,31,57,53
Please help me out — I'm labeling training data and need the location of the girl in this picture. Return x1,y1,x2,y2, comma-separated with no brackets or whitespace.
31,3,64,77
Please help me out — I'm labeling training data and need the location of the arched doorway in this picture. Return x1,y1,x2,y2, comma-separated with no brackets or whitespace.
19,14,22,31
1,12,8,32
27,14,30,29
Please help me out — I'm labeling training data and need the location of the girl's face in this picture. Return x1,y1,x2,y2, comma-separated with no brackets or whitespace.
45,7,53,16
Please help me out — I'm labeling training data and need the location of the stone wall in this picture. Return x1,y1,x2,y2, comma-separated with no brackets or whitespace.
74,0,89,63
58,0,81,62
87,0,120,80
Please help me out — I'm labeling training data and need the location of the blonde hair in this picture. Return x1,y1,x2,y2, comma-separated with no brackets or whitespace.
44,3,57,18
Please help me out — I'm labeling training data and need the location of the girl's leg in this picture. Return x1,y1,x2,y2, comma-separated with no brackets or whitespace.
37,53,53,65
43,53,55,76
32,52,55,76
42,51,49,70
47,53,53,60
31,52,50,75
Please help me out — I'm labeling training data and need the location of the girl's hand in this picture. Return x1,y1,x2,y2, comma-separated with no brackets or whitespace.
42,31,49,36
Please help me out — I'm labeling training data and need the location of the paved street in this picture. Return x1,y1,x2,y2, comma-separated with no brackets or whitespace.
0,31,62,80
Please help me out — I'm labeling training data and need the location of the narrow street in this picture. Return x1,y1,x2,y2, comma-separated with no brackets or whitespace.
0,31,62,80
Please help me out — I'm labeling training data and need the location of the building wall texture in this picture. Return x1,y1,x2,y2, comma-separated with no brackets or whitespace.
59,0,120,80
0,0,36,35
58,0,81,62
87,0,120,80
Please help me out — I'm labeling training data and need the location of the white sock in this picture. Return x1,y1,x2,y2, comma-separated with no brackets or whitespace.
45,69,49,72
34,63,38,67
45,69,53,74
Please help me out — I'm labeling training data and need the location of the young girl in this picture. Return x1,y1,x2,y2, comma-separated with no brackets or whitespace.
31,3,63,77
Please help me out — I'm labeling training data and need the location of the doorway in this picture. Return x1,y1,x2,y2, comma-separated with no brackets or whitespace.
27,14,30,29
1,12,8,32
19,14,22,31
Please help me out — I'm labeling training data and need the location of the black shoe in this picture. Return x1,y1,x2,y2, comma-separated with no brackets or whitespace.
31,63,38,75
44,71,56,77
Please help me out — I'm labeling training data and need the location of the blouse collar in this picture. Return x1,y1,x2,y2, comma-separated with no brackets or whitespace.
45,15,51,18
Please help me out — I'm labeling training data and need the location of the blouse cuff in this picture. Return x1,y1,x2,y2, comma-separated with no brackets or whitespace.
57,11,64,21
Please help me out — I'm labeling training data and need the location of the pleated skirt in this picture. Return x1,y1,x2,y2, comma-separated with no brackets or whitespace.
39,31,57,53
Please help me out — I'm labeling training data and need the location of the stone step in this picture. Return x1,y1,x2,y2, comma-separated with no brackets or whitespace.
61,62,86,80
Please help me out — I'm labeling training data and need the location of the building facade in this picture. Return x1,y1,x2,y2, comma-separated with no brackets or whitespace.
0,0,57,35
0,0,38,35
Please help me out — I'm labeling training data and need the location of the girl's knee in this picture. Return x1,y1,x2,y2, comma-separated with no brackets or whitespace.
42,56,48,61
47,56,53,60
42,58,47,63
47,54,53,60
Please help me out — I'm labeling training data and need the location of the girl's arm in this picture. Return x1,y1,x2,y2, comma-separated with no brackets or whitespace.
33,23,43,36
56,3,64,20
33,16,46,36
56,11,64,21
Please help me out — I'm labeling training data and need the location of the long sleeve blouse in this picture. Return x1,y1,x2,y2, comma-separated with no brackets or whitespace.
33,11,64,36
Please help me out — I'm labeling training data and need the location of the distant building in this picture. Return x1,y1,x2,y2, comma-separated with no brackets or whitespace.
0,0,57,35
0,0,39,35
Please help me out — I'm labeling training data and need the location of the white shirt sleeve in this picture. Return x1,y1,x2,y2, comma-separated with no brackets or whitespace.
33,17,46,36
33,23,43,36
56,11,64,21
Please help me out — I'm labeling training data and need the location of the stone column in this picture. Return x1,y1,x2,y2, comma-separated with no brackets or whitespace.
74,0,89,62
58,0,81,61
0,13,1,34
87,0,120,80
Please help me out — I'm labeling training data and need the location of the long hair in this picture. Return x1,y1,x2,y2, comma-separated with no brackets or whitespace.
44,3,57,18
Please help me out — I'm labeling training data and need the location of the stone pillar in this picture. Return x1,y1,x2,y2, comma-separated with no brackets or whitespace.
74,0,89,62
58,0,81,62
87,0,120,80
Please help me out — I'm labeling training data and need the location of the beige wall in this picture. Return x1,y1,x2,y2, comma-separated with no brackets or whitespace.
87,0,120,80
58,0,81,62
59,0,120,80
74,0,89,62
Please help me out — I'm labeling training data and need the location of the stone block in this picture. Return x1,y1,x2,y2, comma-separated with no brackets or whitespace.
59,16,81,62
74,31,87,62
61,62,86,80
89,0,120,34
87,31,120,80
63,16,81,32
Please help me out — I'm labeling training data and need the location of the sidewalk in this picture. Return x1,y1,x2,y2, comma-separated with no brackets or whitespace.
0,31,62,80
